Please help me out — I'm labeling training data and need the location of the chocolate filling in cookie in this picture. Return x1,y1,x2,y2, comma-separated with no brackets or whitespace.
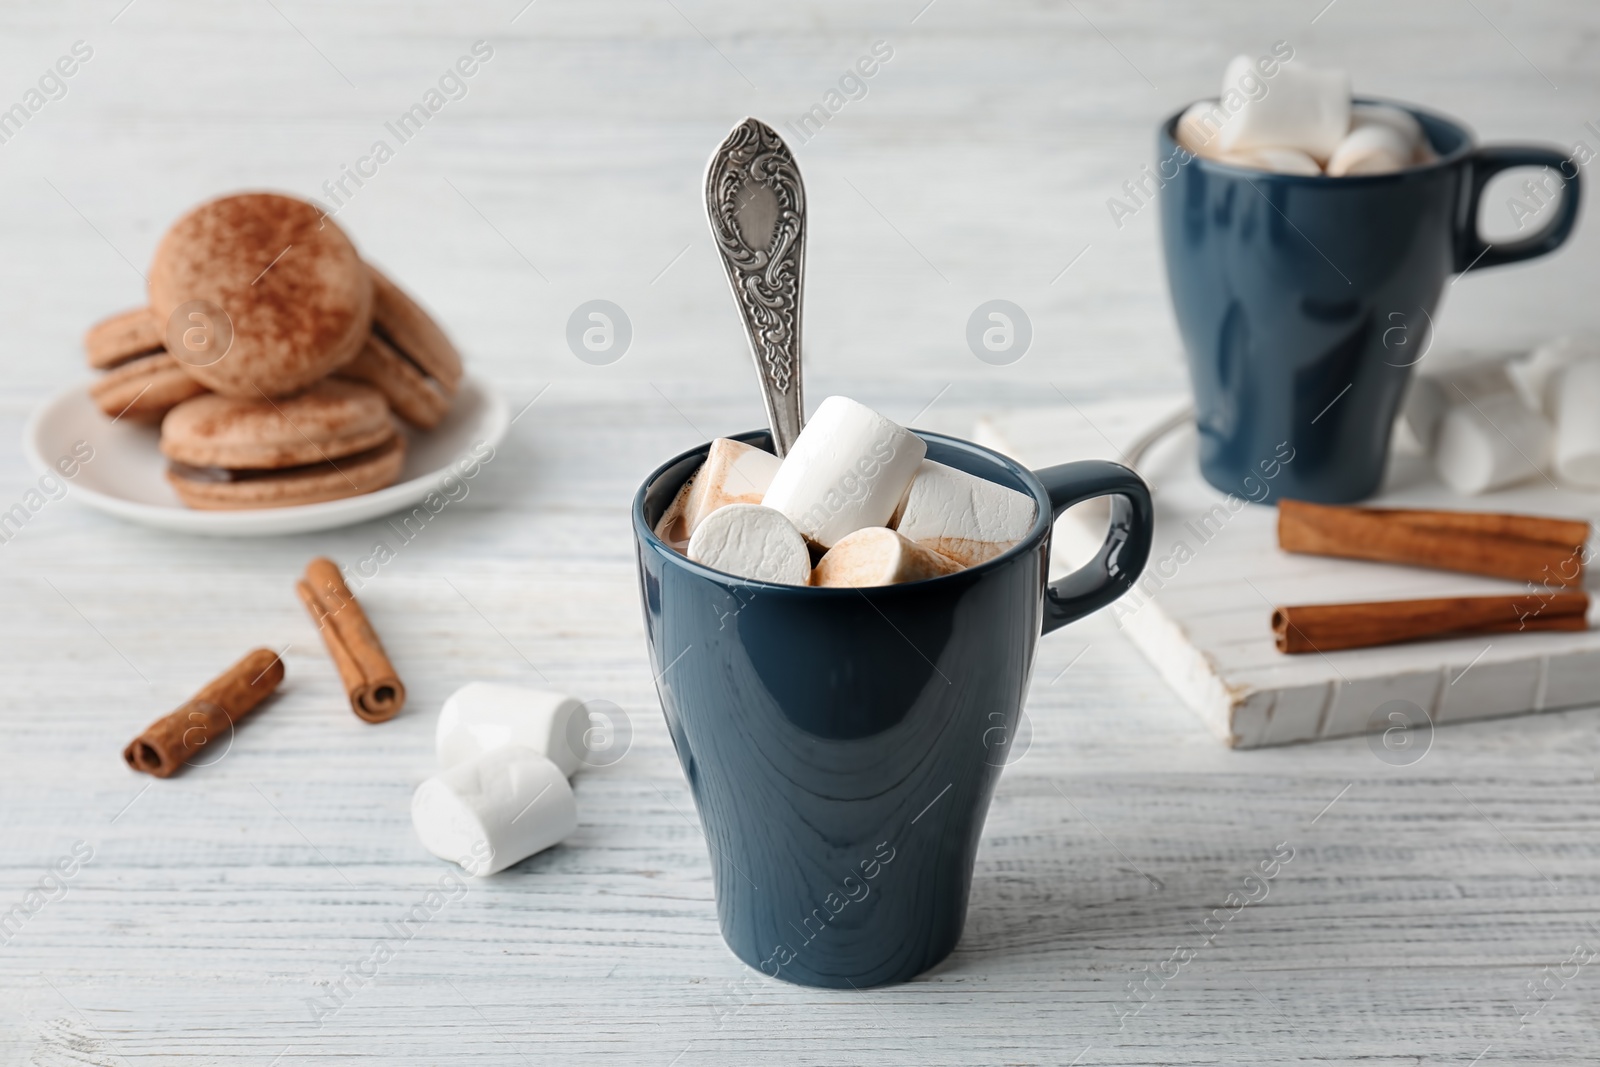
371,321,434,380
109,342,166,367
168,436,401,484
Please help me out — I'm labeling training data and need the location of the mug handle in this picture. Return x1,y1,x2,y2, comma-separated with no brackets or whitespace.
1035,461,1154,635
1455,145,1582,273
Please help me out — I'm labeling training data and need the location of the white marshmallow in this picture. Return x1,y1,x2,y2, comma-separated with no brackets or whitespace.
412,746,576,876
1218,57,1351,162
1398,375,1448,453
1217,146,1323,176
762,396,927,548
1445,363,1522,403
811,527,962,588
1550,358,1600,488
891,460,1037,566
687,437,779,525
655,438,781,547
686,503,811,585
1509,335,1600,415
436,682,587,777
1326,123,1413,176
1350,103,1423,153
1433,390,1550,495
1176,101,1230,159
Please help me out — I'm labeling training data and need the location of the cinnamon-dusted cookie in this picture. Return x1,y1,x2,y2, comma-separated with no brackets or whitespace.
84,307,163,370
335,333,451,430
334,266,462,429
149,193,372,399
370,265,462,395
89,352,208,423
160,379,404,509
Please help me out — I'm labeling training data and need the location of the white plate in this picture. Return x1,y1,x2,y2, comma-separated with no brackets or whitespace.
23,375,509,536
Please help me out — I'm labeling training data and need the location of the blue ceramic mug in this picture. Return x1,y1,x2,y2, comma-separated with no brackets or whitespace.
1159,98,1582,503
633,429,1153,987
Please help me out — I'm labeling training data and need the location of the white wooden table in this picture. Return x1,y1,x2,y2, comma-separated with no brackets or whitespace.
3,2,1599,1063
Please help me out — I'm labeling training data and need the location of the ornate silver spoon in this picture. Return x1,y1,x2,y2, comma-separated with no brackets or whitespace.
705,117,806,457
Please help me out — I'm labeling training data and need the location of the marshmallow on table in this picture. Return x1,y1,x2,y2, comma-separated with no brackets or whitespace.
812,527,962,588
1508,337,1600,488
1218,146,1322,175
1440,363,1521,405
412,746,577,876
891,459,1037,566
762,396,927,549
686,502,811,585
1549,358,1600,488
1218,56,1351,162
1398,374,1449,453
1419,362,1526,436
1434,388,1550,495
1509,335,1600,415
655,437,781,547
437,682,587,777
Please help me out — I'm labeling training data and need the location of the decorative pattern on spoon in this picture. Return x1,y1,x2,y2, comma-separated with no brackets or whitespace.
705,117,806,457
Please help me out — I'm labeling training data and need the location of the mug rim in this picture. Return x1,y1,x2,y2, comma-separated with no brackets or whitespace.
631,427,1055,595
1160,94,1477,183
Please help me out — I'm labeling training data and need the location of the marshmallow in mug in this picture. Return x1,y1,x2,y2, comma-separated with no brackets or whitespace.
891,459,1037,566
656,437,780,546
1326,122,1414,177
436,682,588,777
762,396,927,549
1175,101,1231,160
686,502,812,586
1218,57,1351,162
812,527,962,588
1217,145,1322,176
1349,103,1426,155
412,745,577,876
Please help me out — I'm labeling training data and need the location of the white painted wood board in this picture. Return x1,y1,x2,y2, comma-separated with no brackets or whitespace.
977,394,1600,748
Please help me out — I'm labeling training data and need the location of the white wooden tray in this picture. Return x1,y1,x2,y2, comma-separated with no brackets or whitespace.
977,395,1600,748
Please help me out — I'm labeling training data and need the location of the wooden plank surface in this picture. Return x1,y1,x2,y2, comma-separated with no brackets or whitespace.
4,1,1600,1064
6,386,1600,1066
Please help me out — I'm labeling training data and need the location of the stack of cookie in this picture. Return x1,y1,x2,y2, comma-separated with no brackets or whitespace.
84,192,463,509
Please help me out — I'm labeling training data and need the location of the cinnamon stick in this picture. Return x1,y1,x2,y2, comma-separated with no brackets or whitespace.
1273,592,1589,654
123,648,284,777
296,557,405,722
1278,500,1589,587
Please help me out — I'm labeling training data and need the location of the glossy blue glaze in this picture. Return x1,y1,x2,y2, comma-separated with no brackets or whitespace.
1158,98,1581,504
632,430,1153,987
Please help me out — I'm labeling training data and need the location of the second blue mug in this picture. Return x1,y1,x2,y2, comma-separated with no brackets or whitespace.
1159,98,1582,503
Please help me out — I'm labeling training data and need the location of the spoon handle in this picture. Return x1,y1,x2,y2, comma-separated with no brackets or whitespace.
705,117,806,457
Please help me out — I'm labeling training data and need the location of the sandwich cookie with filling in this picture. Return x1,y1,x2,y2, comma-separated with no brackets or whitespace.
83,307,206,422
160,379,405,509
84,307,163,369
335,266,463,429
